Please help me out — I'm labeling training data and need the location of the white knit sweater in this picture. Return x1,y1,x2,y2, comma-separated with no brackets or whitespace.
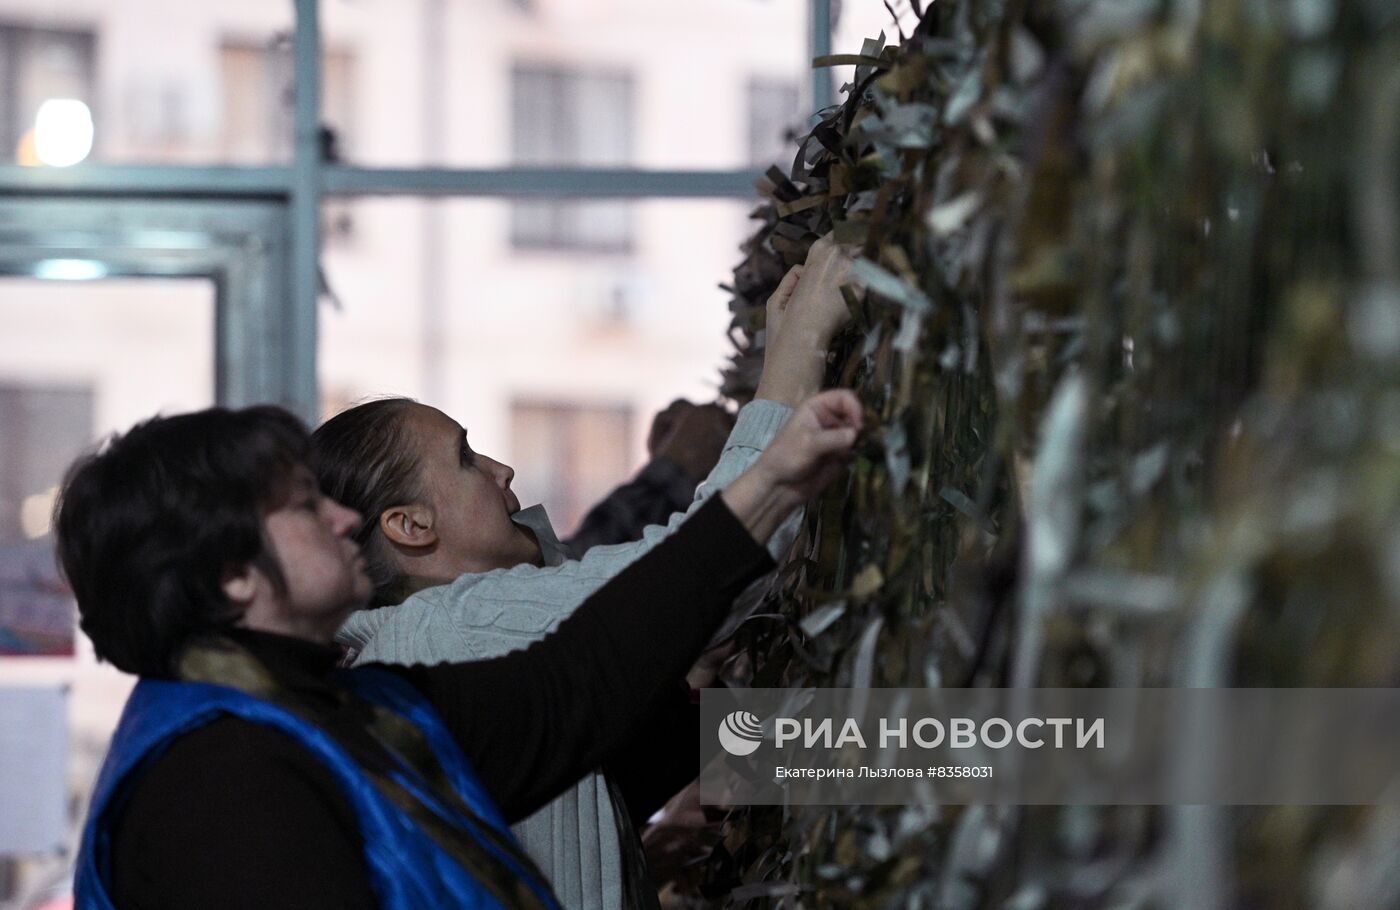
335,399,795,910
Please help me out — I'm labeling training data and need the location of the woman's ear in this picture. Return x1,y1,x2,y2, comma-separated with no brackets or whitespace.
380,504,438,549
221,564,261,607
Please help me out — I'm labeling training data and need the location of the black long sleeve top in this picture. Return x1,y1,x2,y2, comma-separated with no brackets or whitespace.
107,495,771,910
561,455,721,827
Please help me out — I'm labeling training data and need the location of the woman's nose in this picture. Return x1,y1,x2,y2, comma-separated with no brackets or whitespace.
484,455,515,491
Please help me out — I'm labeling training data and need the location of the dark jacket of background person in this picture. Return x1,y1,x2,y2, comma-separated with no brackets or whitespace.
563,456,696,558
564,401,733,559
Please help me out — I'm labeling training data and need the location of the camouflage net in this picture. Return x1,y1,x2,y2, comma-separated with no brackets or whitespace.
686,0,1400,907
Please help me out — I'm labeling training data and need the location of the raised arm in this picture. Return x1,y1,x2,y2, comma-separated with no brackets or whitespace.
341,238,856,667
401,390,863,821
754,234,855,408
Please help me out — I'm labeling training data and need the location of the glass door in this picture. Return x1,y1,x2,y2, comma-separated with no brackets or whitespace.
0,197,293,907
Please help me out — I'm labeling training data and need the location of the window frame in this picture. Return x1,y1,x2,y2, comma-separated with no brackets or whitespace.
508,63,636,253
0,0,836,424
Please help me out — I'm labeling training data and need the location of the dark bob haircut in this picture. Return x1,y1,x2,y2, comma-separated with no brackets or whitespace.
54,406,310,678
310,397,421,606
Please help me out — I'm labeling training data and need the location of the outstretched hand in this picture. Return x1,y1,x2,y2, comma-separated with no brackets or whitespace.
721,389,864,543
781,234,855,346
763,264,803,346
755,234,857,407
754,388,863,503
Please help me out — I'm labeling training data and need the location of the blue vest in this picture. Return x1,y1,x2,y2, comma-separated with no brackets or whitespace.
74,667,562,910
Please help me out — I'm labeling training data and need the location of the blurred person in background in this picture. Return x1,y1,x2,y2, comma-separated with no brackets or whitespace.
310,235,854,910
564,399,733,558
59,388,863,909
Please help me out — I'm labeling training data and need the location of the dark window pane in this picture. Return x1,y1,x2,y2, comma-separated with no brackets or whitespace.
509,64,634,252
0,24,96,165
0,384,91,546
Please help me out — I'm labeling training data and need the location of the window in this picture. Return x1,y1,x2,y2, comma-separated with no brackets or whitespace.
747,77,802,168
0,24,96,164
219,36,356,164
510,64,634,252
0,383,92,546
0,383,92,657
220,36,359,242
510,401,635,537
219,39,291,163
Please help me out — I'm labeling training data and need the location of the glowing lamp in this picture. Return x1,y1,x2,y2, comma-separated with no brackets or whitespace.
34,99,94,167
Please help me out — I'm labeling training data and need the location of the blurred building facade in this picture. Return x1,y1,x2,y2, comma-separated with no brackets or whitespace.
0,0,896,903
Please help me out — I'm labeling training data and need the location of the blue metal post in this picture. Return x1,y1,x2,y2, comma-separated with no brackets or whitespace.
289,0,321,423
810,0,835,117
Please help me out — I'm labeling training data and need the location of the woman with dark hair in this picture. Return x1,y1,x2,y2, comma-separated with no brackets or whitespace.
309,236,853,909
60,389,862,909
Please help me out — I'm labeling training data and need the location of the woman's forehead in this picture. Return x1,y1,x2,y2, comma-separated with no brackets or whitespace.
263,463,319,512
405,403,465,448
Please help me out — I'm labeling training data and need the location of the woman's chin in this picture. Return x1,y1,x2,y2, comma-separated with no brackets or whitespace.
512,525,545,566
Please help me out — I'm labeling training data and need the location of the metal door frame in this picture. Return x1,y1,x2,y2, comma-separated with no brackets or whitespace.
0,198,294,410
